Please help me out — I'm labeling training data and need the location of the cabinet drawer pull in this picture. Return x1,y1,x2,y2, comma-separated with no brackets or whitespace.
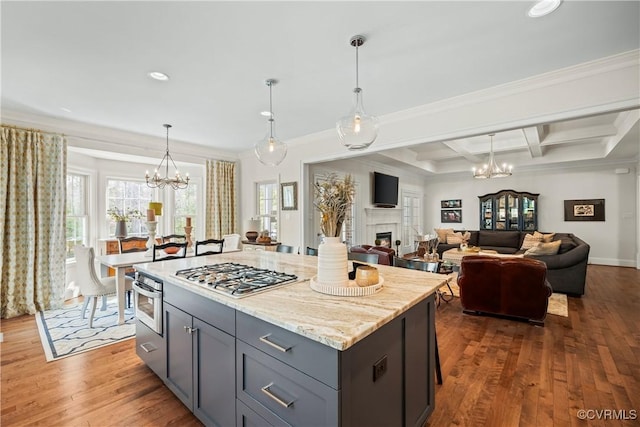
261,383,294,408
139,342,157,353
183,326,198,335
259,334,291,352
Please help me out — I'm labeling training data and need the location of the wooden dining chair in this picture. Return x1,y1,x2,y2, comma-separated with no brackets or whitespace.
118,236,148,253
152,242,188,261
348,252,379,264
162,234,186,243
194,239,224,256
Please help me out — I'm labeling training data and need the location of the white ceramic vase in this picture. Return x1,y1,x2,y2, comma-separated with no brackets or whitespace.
317,236,348,287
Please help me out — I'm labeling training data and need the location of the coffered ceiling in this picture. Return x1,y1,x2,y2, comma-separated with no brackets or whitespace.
2,1,639,174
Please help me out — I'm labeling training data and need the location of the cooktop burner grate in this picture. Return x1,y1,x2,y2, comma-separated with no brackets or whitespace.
175,263,299,297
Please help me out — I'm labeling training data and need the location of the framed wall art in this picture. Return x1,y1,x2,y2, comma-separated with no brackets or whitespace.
281,182,298,211
441,199,462,209
441,209,462,223
564,199,605,221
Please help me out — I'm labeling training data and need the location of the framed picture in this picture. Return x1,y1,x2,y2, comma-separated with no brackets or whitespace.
281,182,298,211
441,209,462,223
564,199,605,221
441,199,462,209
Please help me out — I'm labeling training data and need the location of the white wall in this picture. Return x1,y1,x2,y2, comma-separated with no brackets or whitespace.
422,165,637,266
237,51,640,266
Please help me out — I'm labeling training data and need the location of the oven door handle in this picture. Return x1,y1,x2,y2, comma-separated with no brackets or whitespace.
133,282,161,299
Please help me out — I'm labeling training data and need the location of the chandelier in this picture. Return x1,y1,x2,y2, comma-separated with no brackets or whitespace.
472,133,513,179
254,79,287,166
336,35,379,150
145,124,189,189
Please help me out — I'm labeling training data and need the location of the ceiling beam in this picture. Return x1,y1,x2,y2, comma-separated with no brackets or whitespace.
522,125,544,158
377,148,438,173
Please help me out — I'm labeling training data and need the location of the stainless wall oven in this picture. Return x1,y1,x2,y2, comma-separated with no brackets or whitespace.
133,271,163,335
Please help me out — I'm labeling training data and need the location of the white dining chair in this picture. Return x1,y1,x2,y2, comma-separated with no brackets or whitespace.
74,245,134,327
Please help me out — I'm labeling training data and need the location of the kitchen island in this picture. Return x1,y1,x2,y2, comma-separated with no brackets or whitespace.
134,251,447,427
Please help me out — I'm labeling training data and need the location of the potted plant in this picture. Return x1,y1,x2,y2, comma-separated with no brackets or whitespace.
107,207,143,238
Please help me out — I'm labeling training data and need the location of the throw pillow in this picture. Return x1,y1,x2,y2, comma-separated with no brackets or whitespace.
541,232,556,243
521,232,543,250
524,240,561,256
447,232,464,244
434,228,453,243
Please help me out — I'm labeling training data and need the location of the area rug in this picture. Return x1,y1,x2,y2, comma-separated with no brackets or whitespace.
441,280,569,317
36,298,135,362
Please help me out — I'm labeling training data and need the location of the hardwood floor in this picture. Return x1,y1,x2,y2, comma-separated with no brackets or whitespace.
1,264,638,426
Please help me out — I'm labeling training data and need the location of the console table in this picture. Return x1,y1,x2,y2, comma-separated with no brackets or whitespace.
242,240,281,251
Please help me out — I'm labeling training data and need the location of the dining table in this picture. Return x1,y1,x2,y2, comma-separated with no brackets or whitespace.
96,251,154,325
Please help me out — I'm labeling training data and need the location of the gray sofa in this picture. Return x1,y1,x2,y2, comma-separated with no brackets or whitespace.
437,230,589,296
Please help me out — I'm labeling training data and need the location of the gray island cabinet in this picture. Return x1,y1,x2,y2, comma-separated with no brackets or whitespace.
134,251,446,427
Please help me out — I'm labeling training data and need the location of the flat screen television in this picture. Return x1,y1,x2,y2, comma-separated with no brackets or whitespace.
373,172,399,207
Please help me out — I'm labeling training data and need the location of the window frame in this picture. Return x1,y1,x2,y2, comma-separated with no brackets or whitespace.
105,178,155,238
256,181,278,240
66,172,90,261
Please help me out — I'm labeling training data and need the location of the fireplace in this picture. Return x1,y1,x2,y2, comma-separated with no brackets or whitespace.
376,232,392,248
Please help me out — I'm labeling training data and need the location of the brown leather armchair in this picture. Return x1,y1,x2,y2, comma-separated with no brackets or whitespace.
458,255,553,325
350,245,396,265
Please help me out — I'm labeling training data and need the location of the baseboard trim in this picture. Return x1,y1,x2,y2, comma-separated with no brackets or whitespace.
589,257,636,267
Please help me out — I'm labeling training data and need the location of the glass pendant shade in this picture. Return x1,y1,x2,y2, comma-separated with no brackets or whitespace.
337,88,379,150
255,79,287,166
254,131,287,167
337,35,378,151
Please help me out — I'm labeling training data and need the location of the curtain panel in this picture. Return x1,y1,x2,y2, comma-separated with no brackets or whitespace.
0,126,67,318
205,160,237,238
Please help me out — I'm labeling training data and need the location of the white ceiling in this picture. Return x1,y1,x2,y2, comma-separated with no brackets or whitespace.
2,1,639,173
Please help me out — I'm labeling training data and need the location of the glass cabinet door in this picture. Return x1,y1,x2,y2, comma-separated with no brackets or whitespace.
508,195,519,230
522,196,537,231
480,197,493,230
496,195,506,230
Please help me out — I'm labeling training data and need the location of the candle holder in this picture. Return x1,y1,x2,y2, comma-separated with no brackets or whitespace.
145,221,158,257
184,226,194,252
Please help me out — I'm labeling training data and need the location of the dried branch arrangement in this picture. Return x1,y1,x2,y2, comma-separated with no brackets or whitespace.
313,173,355,238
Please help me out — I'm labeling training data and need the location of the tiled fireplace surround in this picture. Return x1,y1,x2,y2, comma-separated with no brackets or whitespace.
364,208,402,246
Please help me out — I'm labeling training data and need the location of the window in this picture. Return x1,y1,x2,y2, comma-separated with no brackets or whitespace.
174,183,198,233
106,179,154,237
66,173,88,259
256,181,278,240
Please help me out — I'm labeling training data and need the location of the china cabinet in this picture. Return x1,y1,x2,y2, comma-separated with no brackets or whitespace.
478,190,539,231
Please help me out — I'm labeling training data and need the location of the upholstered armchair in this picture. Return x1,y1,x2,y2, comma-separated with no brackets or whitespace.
350,245,396,265
457,255,553,325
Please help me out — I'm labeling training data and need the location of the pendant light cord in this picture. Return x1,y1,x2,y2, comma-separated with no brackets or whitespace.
269,81,274,138
355,43,359,89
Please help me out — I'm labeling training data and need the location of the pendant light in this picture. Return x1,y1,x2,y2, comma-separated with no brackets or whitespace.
472,134,513,179
145,124,189,189
254,79,287,166
336,35,379,150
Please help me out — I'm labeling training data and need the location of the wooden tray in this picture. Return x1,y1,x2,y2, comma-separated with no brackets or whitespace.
309,276,384,297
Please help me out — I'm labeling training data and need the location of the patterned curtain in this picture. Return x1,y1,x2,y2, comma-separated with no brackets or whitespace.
205,160,237,238
0,126,67,318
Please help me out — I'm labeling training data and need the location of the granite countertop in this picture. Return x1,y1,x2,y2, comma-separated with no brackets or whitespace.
135,251,447,351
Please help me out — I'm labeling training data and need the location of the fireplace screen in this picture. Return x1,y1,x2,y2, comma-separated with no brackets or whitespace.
376,232,392,248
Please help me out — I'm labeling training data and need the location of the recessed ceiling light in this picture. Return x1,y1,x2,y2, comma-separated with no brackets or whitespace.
528,0,562,18
147,71,170,81
260,111,272,117
61,107,72,113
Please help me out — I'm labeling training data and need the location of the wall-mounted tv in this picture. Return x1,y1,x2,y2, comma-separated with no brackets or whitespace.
373,172,399,207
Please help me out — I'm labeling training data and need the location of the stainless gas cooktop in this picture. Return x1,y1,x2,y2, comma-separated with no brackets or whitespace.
174,263,299,298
